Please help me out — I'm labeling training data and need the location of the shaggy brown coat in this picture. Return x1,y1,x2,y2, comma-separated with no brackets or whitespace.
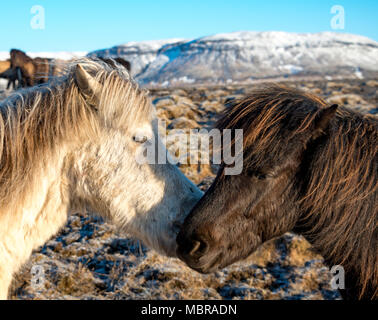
177,84,377,300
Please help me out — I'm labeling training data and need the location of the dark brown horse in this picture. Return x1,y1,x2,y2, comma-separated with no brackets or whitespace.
177,85,377,300
10,49,35,87
0,67,22,89
0,60,22,89
10,50,53,87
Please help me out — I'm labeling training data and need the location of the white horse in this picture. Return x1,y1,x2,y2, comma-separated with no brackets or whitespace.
0,58,202,299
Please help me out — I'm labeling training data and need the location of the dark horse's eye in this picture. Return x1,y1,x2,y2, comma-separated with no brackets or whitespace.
246,168,267,180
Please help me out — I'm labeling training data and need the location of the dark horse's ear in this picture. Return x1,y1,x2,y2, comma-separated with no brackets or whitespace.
312,104,338,139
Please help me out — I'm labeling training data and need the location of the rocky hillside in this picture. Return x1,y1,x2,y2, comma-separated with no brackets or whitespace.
88,31,378,86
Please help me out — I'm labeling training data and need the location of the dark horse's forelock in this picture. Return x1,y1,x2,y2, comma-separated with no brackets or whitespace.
216,84,328,169
214,84,377,299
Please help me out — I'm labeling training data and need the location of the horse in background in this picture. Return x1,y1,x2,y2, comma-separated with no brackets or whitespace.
99,57,131,72
177,85,377,300
0,58,202,299
9,49,55,87
0,66,22,90
10,49,35,87
7,50,131,89
33,57,53,84
0,60,22,90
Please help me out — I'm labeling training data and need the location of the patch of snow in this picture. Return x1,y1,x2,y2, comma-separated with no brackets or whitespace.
279,65,304,74
177,76,195,84
0,79,8,88
354,67,364,79
0,52,10,60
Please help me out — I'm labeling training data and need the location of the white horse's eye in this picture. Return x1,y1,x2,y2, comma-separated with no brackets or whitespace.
133,135,148,143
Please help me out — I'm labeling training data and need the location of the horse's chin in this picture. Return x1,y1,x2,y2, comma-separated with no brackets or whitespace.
118,220,179,258
145,236,178,258
189,264,220,274
178,250,224,274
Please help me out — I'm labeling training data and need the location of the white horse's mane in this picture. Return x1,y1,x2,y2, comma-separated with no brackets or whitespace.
0,58,152,210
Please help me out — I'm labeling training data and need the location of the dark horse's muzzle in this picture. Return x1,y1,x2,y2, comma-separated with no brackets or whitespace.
176,229,222,273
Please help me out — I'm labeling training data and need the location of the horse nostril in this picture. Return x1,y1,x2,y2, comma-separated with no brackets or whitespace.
189,239,208,257
189,241,201,255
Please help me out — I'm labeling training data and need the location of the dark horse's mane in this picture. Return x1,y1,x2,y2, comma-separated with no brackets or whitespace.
216,84,377,299
10,49,34,64
10,49,30,57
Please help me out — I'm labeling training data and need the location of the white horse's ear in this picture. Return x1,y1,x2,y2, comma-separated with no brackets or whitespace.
75,64,101,107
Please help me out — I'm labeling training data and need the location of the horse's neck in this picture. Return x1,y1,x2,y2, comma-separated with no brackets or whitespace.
0,151,71,280
293,220,369,300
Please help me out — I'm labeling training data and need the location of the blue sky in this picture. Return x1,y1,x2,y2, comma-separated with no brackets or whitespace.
0,0,377,52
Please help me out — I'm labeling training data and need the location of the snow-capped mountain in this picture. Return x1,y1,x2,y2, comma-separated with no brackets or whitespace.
88,39,185,76
89,31,378,85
